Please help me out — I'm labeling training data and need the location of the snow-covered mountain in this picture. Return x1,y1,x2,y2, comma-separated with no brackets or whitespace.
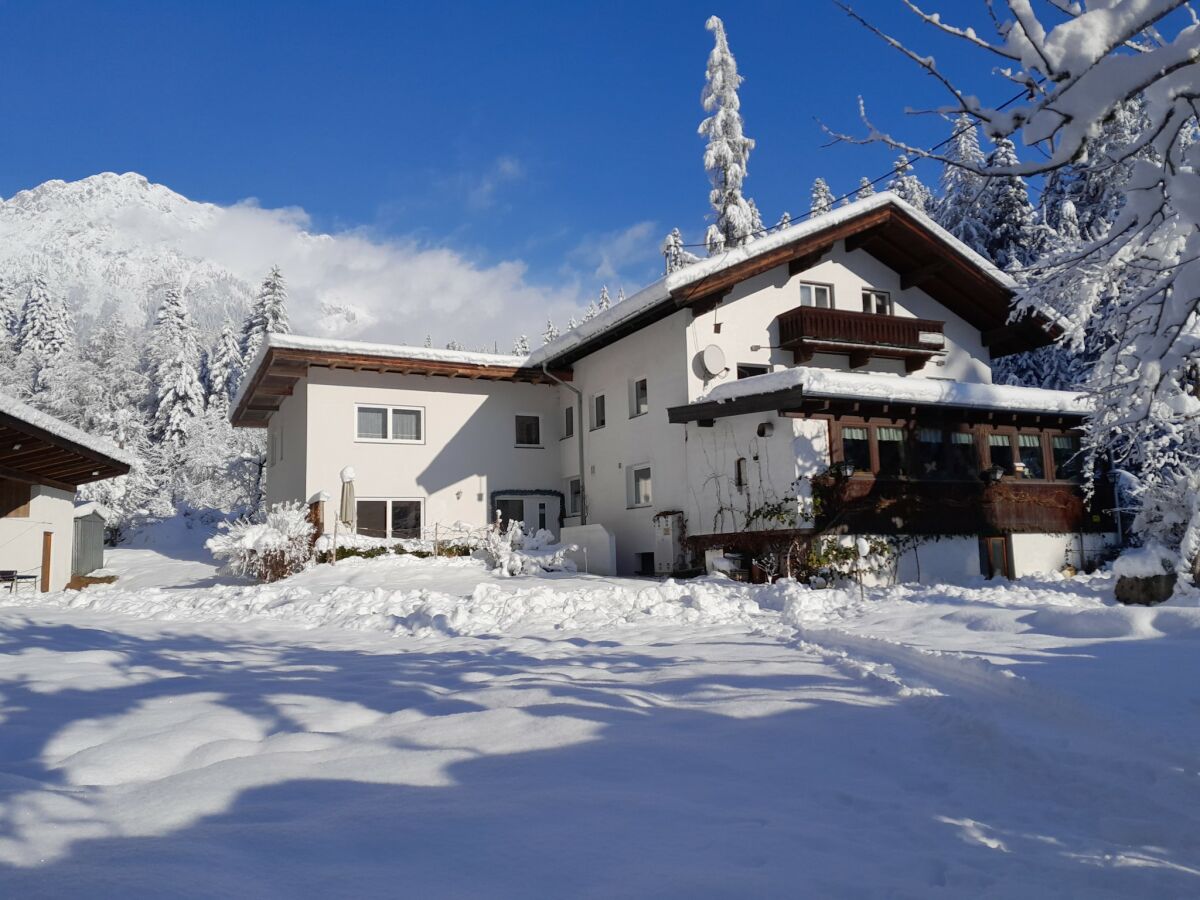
0,173,254,334
0,172,582,346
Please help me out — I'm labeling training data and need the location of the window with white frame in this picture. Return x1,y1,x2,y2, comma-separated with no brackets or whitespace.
355,404,424,443
799,282,833,309
515,414,541,447
563,406,574,439
629,378,649,417
862,289,893,316
628,464,652,508
356,498,422,539
566,476,582,516
591,394,606,429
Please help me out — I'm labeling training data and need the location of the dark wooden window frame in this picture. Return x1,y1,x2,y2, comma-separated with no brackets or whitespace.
825,416,1084,485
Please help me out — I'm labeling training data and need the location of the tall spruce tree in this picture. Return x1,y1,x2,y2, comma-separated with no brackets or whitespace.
978,137,1040,271
149,288,205,444
511,334,530,355
17,274,73,360
205,324,243,416
699,15,757,255
934,114,989,256
856,177,876,200
239,265,290,365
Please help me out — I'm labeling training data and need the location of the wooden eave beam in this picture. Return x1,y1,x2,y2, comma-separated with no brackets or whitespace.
0,462,75,491
900,259,947,291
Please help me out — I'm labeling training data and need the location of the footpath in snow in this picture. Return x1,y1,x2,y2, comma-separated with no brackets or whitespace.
2,528,1200,896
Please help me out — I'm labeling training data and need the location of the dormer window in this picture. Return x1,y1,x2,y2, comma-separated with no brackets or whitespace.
862,290,893,316
799,282,833,309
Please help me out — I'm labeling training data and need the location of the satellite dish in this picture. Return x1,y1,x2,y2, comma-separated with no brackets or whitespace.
700,344,727,378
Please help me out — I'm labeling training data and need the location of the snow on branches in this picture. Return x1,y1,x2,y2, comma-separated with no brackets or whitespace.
699,15,758,254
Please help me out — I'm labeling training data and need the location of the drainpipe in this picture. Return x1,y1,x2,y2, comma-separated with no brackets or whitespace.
542,362,586,525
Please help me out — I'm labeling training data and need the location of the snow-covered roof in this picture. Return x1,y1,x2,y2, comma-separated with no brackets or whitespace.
527,192,1017,368
231,333,534,417
696,367,1092,416
74,501,113,520
0,392,135,468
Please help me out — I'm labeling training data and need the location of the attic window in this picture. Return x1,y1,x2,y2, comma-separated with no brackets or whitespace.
799,283,833,309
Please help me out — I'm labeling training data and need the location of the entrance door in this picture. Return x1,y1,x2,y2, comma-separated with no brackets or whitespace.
981,536,1011,579
492,495,561,540
494,498,525,531
41,531,52,592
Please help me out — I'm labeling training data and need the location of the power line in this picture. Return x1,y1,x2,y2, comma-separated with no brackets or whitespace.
680,84,1036,250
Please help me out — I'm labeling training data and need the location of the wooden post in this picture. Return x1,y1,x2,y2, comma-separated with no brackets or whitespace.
41,531,52,592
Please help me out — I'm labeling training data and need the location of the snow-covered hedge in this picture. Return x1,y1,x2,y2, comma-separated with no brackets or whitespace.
206,501,315,582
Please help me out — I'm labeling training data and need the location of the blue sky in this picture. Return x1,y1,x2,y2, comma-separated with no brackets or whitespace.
0,0,1005,342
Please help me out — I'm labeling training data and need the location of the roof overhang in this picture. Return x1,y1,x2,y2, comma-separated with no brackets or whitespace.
0,409,131,490
232,345,571,428
540,197,1054,367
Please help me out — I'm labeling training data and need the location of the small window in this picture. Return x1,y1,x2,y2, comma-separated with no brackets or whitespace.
862,290,893,316
538,502,547,532
799,282,833,309
988,433,1015,474
734,457,748,490
876,426,907,478
630,465,652,507
1017,434,1045,479
916,427,945,479
841,426,872,473
392,409,422,442
357,406,388,440
737,364,770,380
515,414,541,447
356,405,423,443
567,477,583,516
563,406,574,439
1052,435,1082,481
948,431,979,479
630,378,649,417
592,394,606,429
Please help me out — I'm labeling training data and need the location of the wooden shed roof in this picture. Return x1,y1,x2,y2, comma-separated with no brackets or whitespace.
0,395,132,490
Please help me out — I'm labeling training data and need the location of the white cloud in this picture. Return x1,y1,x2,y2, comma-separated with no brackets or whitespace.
568,220,660,285
167,197,585,350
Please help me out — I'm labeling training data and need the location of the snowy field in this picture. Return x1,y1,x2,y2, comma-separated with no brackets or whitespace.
3,530,1200,897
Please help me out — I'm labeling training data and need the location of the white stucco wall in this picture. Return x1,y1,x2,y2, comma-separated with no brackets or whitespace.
685,241,994,404
264,380,308,508
1010,532,1118,577
292,367,563,535
556,310,691,574
0,484,76,592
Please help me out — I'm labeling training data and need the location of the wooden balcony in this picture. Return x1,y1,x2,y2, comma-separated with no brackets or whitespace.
777,306,946,371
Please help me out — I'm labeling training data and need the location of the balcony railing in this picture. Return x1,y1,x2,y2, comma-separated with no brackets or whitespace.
777,307,945,369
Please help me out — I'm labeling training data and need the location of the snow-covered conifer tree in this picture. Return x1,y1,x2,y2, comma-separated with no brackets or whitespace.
777,211,791,231
934,114,989,256
511,334,530,355
615,288,625,305
239,266,290,364
978,138,1041,271
582,298,599,322
17,274,73,361
598,285,612,312
747,198,764,239
565,316,577,332
662,228,700,274
205,324,243,415
856,177,875,200
542,319,559,345
810,178,834,216
698,15,757,254
149,289,205,443
886,154,932,212
445,340,464,351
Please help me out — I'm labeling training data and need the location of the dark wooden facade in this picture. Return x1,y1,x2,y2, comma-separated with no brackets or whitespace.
777,306,945,371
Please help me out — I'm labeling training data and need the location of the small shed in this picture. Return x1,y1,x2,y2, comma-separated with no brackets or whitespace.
72,503,109,577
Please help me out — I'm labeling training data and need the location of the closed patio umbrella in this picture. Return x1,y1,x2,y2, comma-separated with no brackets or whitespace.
331,467,356,565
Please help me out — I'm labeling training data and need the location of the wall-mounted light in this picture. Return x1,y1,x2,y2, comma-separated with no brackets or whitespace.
12,443,21,451
982,465,1005,484
833,461,856,480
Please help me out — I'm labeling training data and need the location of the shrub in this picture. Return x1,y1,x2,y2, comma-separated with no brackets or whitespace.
207,501,315,582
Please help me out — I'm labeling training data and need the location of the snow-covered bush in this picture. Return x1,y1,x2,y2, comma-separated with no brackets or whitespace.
480,519,576,577
206,501,315,582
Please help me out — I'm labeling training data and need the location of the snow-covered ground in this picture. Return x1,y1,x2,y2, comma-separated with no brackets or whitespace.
3,531,1200,897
